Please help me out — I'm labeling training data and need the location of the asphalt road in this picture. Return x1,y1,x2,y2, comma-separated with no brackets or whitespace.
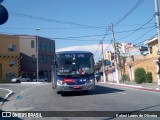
1,83,160,120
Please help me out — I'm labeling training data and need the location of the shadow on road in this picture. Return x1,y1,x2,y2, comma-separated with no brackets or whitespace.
0,97,5,102
0,97,9,104
61,85,124,97
90,85,124,95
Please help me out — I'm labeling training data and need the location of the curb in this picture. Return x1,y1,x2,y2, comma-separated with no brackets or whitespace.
20,82,48,84
0,88,14,106
99,82,160,92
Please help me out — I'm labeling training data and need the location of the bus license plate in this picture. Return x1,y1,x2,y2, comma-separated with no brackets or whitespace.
73,86,80,89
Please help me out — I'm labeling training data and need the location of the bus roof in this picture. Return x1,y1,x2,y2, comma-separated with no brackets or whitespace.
56,51,93,55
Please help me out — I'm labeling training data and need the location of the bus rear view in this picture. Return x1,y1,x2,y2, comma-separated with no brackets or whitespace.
52,51,95,94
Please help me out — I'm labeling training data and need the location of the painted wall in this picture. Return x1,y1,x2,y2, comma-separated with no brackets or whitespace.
0,34,19,83
125,57,157,83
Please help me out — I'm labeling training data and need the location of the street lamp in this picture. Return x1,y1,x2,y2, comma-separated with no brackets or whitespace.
35,28,40,82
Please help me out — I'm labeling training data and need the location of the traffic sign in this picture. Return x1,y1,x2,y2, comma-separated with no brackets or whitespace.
0,0,4,4
0,5,8,25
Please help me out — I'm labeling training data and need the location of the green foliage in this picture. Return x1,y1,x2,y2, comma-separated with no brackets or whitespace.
134,68,146,84
145,72,153,83
122,75,129,81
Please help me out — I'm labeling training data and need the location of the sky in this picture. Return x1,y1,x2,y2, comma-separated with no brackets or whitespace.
0,0,159,60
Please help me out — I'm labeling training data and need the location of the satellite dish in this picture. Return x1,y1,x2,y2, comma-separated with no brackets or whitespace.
0,5,8,25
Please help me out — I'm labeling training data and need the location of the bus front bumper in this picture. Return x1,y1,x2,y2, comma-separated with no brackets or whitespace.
56,83,95,92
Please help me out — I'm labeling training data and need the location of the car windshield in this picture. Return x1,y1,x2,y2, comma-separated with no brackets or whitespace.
56,53,94,76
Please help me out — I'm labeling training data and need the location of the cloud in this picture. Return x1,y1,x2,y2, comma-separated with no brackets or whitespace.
56,44,114,61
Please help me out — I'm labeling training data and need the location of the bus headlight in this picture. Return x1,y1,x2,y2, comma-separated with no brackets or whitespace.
86,79,93,84
57,80,64,85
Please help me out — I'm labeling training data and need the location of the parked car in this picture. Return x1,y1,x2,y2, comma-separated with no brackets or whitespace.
33,76,48,82
11,76,31,83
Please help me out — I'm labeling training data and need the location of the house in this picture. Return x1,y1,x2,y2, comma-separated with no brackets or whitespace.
0,34,55,83
123,36,159,83
121,43,148,57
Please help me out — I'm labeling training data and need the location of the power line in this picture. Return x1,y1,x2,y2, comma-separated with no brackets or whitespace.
130,27,155,44
115,0,145,26
94,42,101,56
114,25,155,35
9,12,107,30
0,25,155,42
116,14,156,42
115,23,155,27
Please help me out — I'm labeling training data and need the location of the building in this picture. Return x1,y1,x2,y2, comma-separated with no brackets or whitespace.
0,34,20,83
123,36,159,83
121,43,148,57
19,35,55,81
0,34,55,83
103,51,114,67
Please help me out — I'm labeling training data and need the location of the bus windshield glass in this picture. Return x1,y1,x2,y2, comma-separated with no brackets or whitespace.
56,53,94,76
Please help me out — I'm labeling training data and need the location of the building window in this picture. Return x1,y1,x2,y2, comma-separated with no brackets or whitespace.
49,56,54,63
51,45,54,51
44,56,48,63
49,45,52,51
42,43,45,50
9,60,16,67
31,40,34,48
39,42,42,49
0,64,2,78
45,44,47,50
39,55,42,63
8,44,16,52
32,55,36,63
149,47,153,54
47,44,50,51
41,56,45,63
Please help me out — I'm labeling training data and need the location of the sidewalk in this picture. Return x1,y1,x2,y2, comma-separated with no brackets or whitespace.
0,88,14,106
99,80,160,92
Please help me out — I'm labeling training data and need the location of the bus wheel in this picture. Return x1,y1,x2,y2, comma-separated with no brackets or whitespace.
52,83,56,89
57,91,61,94
83,90,88,94
52,85,55,89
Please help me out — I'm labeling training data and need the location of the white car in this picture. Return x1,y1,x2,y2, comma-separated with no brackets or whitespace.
11,76,31,83
33,76,48,82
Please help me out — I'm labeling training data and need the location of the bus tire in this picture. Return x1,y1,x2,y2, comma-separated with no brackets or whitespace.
52,85,55,89
57,91,61,94
83,90,88,94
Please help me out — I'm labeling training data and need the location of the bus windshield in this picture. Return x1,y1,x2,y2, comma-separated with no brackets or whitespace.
56,53,94,76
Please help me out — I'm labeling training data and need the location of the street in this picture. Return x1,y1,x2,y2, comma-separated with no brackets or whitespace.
1,83,160,120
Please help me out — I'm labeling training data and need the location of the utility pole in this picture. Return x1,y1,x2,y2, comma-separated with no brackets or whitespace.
100,40,106,82
111,23,119,83
155,0,160,86
155,0,160,51
35,28,40,82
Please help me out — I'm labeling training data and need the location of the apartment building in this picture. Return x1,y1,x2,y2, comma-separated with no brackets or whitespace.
0,34,20,83
0,34,55,83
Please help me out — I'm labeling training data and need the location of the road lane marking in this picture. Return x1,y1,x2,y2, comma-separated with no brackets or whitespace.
19,83,47,94
19,86,36,94
117,92,127,95
0,88,14,99
17,107,34,111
